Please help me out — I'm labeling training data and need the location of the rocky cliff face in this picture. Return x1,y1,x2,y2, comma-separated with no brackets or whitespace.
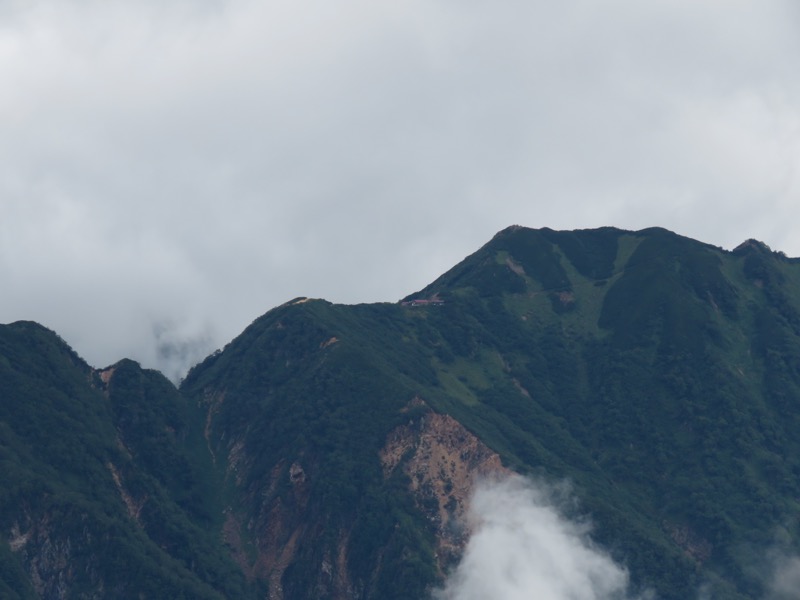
380,398,507,572
9,516,96,600
220,452,319,600
208,394,506,600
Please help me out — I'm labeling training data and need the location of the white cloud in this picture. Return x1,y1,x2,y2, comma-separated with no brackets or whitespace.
433,475,645,600
768,554,800,600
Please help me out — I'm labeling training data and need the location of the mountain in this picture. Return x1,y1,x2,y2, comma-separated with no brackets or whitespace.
4,225,800,599
0,322,248,599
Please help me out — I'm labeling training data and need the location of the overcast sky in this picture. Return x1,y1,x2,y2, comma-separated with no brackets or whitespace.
2,0,799,378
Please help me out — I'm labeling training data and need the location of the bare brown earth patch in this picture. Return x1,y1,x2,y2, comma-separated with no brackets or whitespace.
107,462,146,524
220,453,318,600
664,521,713,564
320,336,339,349
98,367,115,386
380,399,509,571
221,395,508,597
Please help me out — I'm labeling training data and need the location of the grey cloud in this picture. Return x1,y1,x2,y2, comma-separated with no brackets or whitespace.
152,319,216,384
2,1,799,375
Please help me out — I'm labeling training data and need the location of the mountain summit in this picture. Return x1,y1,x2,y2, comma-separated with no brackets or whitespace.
3,226,800,599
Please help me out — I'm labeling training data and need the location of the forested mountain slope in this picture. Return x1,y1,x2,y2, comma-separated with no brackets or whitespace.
4,226,800,598
0,323,246,599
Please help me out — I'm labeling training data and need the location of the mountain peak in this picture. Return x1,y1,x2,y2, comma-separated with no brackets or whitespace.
6,225,800,599
733,238,773,254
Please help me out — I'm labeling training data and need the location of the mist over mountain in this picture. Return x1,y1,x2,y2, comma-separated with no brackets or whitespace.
3,225,800,598
432,475,641,600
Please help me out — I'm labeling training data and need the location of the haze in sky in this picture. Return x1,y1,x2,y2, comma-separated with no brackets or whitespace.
2,0,799,378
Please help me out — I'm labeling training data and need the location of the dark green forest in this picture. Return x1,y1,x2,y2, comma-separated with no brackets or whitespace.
3,226,800,598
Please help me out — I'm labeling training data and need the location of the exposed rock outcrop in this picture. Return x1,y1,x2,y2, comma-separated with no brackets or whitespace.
380,399,509,571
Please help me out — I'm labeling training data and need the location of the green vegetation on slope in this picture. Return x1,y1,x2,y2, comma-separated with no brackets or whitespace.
5,226,800,599
0,322,248,599
386,226,800,597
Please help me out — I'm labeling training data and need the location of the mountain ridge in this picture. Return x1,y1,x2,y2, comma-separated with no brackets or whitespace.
3,225,800,598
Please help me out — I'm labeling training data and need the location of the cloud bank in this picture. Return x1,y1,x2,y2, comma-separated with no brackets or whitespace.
433,475,644,600
2,1,799,376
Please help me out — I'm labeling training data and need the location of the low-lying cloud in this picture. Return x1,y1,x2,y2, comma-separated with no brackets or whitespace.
436,475,800,600
433,475,645,600
769,556,800,600
766,551,800,600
